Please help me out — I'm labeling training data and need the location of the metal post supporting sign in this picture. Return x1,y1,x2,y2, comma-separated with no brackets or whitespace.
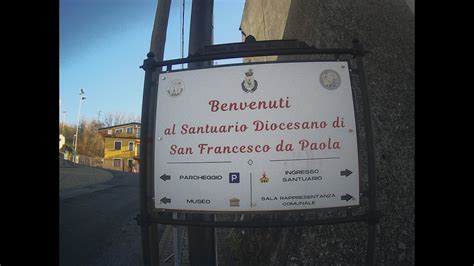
138,52,156,266
353,39,378,266
136,38,380,266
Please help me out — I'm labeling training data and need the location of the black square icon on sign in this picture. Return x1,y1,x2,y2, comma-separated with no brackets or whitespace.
229,173,240,183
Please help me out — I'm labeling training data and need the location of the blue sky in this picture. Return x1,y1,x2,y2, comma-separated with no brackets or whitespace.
60,0,245,124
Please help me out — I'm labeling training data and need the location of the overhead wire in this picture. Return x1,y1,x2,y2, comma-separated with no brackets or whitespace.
181,0,185,69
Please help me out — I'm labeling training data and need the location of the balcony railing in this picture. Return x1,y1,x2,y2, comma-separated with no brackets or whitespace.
100,131,140,138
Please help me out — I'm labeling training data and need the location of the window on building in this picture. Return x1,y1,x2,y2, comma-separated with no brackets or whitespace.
114,141,122,150
137,144,140,155
127,127,133,134
129,142,134,151
137,127,141,138
113,158,122,167
107,129,112,135
115,128,123,133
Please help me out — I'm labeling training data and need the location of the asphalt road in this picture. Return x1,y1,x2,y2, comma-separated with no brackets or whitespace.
60,170,146,266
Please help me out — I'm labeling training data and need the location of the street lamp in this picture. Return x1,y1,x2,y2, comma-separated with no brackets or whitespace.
62,110,67,133
74,89,86,159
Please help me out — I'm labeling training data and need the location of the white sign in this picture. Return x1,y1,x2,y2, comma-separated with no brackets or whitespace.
154,61,359,212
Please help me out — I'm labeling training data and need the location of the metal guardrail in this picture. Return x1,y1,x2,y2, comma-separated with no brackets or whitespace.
76,155,104,168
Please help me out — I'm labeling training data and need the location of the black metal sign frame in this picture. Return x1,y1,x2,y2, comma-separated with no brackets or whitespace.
137,38,379,265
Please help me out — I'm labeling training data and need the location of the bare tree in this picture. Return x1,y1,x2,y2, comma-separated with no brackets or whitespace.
77,119,104,157
101,112,140,127
126,113,141,123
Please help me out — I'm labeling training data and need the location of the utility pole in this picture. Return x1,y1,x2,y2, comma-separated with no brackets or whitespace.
188,0,214,68
187,1,216,265
150,0,171,60
141,1,171,266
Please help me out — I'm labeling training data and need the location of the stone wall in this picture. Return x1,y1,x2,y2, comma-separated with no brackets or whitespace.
236,0,415,264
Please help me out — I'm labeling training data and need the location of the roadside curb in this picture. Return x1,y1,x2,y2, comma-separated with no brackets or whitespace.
60,166,114,191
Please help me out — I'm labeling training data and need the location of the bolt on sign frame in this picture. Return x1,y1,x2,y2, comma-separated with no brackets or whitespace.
136,38,380,266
